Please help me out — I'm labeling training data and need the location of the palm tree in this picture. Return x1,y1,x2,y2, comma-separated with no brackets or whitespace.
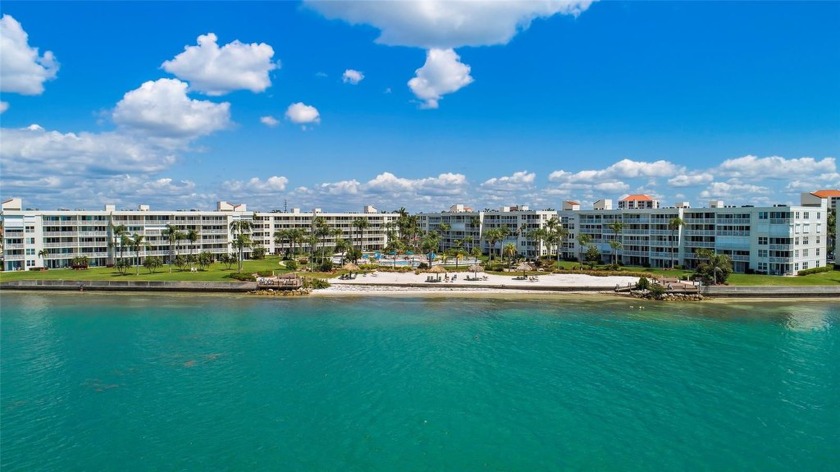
668,217,684,269
231,233,252,272
312,217,331,264
437,222,451,254
607,220,624,266
38,248,50,269
577,233,592,264
229,219,254,272
274,229,290,257
129,233,146,275
289,228,306,258
109,223,128,264
503,242,517,270
421,231,440,266
187,228,199,257
162,224,179,272
352,217,369,253
470,215,481,254
483,228,499,260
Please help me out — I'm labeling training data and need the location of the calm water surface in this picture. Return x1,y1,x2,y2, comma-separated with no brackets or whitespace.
1,293,838,470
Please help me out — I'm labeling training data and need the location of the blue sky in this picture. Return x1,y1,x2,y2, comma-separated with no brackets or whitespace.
1,1,838,212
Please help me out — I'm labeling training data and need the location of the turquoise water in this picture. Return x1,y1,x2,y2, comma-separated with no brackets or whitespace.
1,293,838,470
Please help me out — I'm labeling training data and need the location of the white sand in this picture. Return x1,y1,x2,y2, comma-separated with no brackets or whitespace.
315,270,640,296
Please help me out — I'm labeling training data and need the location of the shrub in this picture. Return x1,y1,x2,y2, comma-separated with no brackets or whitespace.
256,270,274,277
319,260,334,272
303,278,331,289
649,284,666,298
228,272,256,281
417,262,429,270
284,260,298,270
636,277,651,290
251,247,267,260
797,266,833,276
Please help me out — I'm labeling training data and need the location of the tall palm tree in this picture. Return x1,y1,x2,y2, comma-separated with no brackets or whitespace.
437,222,451,254
668,216,684,269
503,242,517,270
312,217,331,264
130,233,146,275
162,224,179,272
109,223,128,264
483,228,501,260
608,220,624,266
229,219,254,272
577,233,591,264
289,228,306,258
421,231,440,266
274,229,290,257
38,248,50,269
470,215,481,254
187,229,199,258
352,217,369,253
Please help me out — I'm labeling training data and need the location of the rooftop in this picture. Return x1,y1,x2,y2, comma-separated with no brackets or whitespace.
812,189,840,198
621,194,654,202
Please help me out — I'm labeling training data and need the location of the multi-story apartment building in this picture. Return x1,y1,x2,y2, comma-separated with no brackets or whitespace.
417,204,557,258
1,198,253,270
251,206,397,255
560,193,829,275
1,198,397,271
812,189,840,212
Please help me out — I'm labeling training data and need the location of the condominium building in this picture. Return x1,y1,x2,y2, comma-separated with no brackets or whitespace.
560,193,829,275
812,189,840,212
1,198,397,271
417,204,558,258
251,206,398,255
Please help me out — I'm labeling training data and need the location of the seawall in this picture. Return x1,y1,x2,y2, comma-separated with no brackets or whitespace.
0,280,255,293
701,285,840,298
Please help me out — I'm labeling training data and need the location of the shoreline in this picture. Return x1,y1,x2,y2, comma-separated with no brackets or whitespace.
3,270,839,300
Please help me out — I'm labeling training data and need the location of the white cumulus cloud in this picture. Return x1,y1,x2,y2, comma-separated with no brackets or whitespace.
549,158,682,182
320,179,361,195
0,14,59,95
699,180,771,200
717,155,836,179
113,78,231,141
668,172,714,187
0,101,8,113
481,171,536,190
408,48,474,109
342,69,364,84
223,176,289,193
161,33,278,95
306,0,594,49
285,102,320,125
260,115,279,127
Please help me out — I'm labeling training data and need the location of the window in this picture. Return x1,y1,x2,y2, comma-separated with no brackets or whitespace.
803,262,809,270
25,226,35,233
803,237,809,245
758,249,768,258
817,248,821,256
758,237,768,245
27,238,35,244
803,249,809,257
803,212,809,219
795,237,799,245
25,248,35,255
795,250,799,258
795,263,800,271
796,212,800,218
758,212,768,220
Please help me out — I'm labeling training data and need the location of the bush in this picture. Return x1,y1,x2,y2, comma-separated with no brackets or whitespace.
417,262,429,270
251,247,267,260
797,266,833,276
284,260,298,270
228,272,256,281
303,278,331,289
649,284,666,298
319,260,334,272
636,277,651,290
256,270,274,277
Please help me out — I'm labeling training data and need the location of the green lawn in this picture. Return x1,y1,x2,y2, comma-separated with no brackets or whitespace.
2,256,838,286
0,256,335,283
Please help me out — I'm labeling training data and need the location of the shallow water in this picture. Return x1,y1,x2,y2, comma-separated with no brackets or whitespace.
1,293,838,470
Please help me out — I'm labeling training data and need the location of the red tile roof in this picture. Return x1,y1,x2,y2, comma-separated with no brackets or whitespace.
813,189,840,198
621,194,654,201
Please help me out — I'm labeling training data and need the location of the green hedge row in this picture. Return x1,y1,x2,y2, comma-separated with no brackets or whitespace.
797,266,834,276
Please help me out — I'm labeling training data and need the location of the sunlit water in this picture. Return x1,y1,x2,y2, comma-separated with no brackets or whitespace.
1,293,838,470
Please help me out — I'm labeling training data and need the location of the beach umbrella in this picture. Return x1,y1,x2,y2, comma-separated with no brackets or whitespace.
516,261,534,277
428,265,447,273
342,262,360,272
468,263,483,278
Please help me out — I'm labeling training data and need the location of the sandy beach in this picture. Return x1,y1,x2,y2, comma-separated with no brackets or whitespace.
315,270,640,297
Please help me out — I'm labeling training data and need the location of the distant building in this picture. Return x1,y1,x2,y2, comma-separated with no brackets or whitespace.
811,189,840,212
560,194,828,275
618,194,659,210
